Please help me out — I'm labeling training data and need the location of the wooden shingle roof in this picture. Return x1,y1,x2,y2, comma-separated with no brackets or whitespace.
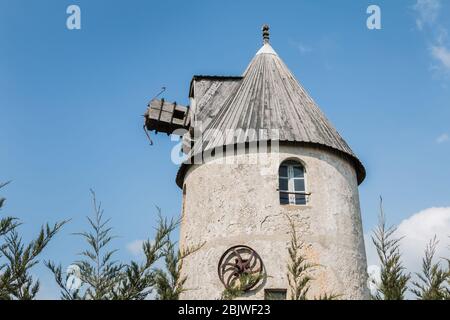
176,27,365,187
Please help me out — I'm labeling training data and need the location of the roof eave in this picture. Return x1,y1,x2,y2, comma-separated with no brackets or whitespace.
175,141,366,189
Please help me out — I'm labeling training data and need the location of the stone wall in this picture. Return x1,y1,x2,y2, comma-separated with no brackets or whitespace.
179,144,369,300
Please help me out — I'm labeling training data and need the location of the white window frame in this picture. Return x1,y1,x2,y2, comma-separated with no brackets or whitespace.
279,161,307,206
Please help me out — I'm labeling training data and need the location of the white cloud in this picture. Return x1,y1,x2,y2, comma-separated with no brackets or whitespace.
413,0,450,75
297,44,312,55
396,207,450,272
126,239,145,257
66,264,82,291
414,0,441,30
366,207,450,278
431,46,450,71
289,40,312,55
365,234,378,267
436,133,449,144
367,265,381,296
436,28,448,45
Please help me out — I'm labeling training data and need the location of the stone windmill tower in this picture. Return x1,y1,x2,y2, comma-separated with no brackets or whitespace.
144,25,369,300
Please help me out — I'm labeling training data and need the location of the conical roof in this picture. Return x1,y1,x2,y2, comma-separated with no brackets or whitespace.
180,26,365,185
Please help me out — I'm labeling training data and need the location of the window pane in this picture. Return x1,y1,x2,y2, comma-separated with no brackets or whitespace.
295,194,307,205
279,166,288,177
279,192,289,205
293,166,304,178
294,179,305,192
265,289,287,300
279,178,288,191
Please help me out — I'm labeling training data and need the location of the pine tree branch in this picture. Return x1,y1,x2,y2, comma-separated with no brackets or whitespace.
371,197,410,300
0,220,67,300
411,236,448,300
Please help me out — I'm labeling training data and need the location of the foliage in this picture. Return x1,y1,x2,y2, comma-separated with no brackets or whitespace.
286,214,339,300
370,200,450,300
3,179,449,300
0,181,66,300
46,190,198,300
154,240,203,300
371,198,410,300
0,181,18,238
46,190,125,299
411,237,449,300
446,258,450,299
286,215,316,300
221,273,263,300
113,212,179,300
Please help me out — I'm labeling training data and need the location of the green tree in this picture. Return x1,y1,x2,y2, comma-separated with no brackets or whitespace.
46,191,184,300
46,190,124,299
286,214,339,300
371,198,410,300
0,181,66,300
220,273,263,300
154,240,202,300
0,182,18,238
286,215,316,300
446,259,450,299
412,237,449,300
113,213,178,300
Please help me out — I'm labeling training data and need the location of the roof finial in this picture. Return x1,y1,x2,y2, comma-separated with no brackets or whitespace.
262,24,270,44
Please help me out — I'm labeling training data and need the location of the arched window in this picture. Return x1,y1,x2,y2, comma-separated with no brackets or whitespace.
279,160,307,205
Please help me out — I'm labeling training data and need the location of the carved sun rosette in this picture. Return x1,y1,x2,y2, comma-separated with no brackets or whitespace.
218,245,264,291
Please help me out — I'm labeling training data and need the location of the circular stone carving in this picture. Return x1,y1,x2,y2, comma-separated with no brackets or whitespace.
218,245,264,291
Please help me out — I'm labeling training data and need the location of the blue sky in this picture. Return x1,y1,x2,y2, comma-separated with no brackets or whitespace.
1,0,450,298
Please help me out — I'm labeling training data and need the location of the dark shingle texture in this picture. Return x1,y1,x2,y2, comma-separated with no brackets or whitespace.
178,44,365,186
